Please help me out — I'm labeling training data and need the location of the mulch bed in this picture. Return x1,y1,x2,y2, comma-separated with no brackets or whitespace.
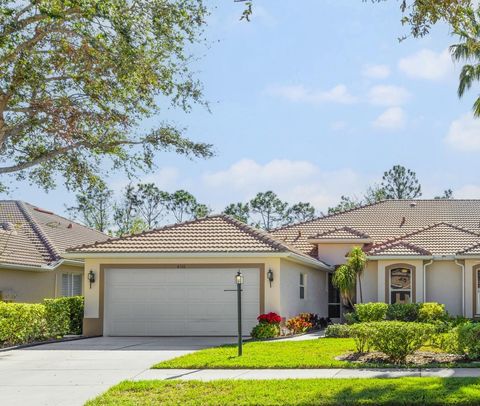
337,351,467,366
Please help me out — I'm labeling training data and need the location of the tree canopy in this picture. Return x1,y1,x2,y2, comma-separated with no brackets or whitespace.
0,0,212,192
381,165,422,199
223,191,316,230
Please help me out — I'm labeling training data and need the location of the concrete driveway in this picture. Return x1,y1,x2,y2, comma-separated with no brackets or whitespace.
0,336,234,406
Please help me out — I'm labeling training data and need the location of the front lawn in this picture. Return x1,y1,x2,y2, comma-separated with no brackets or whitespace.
155,338,352,369
86,378,480,405
154,338,475,369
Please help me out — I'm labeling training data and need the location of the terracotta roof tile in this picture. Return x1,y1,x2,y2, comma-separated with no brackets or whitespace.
68,215,325,266
0,201,108,268
271,200,480,256
309,226,370,240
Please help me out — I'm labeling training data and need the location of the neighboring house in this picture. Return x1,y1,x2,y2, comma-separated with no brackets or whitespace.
66,199,480,337
0,201,108,303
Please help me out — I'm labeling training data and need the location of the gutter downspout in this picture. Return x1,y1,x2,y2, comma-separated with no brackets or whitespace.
455,259,465,317
423,259,433,303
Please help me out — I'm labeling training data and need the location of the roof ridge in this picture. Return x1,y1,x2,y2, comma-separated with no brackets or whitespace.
220,214,290,252
367,240,432,256
17,201,60,262
67,214,226,252
369,221,480,252
311,226,370,239
23,202,108,238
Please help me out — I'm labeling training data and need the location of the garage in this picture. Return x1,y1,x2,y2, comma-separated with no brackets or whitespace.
104,266,261,336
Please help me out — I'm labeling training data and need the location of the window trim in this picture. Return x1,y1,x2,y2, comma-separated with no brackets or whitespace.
299,273,306,300
385,263,416,304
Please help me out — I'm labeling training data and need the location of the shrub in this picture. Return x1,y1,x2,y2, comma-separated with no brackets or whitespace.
65,296,84,335
44,298,70,337
418,302,447,322
348,323,372,353
457,322,480,359
44,296,84,335
251,323,280,339
354,303,388,322
0,302,48,346
344,312,359,325
257,312,281,325
325,323,350,338
369,321,435,363
432,329,461,354
286,315,312,334
386,303,420,322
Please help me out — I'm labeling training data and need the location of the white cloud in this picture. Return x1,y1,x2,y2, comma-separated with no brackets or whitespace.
454,184,480,199
398,48,454,80
445,112,480,151
202,158,368,211
362,64,391,79
267,84,357,105
368,85,410,106
372,107,406,130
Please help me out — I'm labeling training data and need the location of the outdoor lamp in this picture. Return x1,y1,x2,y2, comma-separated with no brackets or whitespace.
88,270,96,288
235,271,244,285
267,268,274,287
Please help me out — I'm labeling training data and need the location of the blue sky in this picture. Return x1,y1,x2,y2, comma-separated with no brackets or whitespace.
5,0,480,216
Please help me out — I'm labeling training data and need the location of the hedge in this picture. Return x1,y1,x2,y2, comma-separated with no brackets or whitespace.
0,296,84,347
351,302,447,323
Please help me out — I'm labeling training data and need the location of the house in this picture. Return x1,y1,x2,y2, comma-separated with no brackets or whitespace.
66,199,480,337
0,201,108,303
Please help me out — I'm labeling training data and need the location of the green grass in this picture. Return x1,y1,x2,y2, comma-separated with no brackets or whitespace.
153,338,476,369
155,338,352,369
86,378,480,405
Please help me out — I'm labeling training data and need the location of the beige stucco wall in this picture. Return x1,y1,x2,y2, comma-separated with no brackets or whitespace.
359,261,378,303
0,264,83,303
426,261,463,316
317,243,361,266
279,258,328,319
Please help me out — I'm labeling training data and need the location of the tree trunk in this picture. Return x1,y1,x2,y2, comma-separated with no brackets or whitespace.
357,272,363,304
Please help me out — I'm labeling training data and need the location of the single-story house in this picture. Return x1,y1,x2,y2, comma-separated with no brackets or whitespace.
0,201,108,303
66,199,480,337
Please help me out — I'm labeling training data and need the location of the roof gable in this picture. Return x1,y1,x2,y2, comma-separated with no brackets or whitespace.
309,226,370,240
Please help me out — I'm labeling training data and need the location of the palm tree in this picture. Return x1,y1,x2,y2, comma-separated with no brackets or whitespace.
451,9,480,116
332,264,356,311
347,246,367,304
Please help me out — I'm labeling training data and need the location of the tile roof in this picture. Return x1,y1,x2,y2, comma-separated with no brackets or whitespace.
367,241,432,256
68,215,326,266
0,201,108,268
366,223,480,256
309,226,370,240
271,200,480,256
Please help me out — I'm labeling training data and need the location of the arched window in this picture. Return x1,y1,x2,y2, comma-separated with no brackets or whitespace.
389,267,412,304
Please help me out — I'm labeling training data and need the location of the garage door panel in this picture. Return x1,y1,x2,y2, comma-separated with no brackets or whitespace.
104,267,261,336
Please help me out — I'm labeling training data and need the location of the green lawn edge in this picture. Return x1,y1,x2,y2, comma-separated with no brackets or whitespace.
86,378,480,406
153,338,480,370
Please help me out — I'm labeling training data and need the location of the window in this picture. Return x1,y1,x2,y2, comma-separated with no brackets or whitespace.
300,273,306,299
62,273,82,297
390,267,411,304
327,273,341,318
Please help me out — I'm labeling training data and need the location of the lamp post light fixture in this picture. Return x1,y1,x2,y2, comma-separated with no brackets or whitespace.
235,270,243,356
88,270,96,289
267,268,274,287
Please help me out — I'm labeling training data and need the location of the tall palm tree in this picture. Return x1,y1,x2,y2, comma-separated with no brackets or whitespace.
451,9,480,116
347,246,367,304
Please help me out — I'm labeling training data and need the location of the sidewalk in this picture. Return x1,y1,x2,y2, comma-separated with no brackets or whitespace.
134,368,480,381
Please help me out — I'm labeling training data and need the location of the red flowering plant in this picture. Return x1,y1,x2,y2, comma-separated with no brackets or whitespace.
257,312,282,325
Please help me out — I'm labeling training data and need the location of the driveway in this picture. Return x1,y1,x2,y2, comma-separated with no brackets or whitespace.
0,336,234,406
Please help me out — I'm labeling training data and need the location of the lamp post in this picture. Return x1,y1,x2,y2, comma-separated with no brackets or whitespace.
235,270,244,356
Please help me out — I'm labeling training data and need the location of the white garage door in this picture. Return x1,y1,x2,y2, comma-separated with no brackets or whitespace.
104,267,260,336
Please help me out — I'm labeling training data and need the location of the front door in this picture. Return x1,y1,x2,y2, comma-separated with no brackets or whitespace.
328,273,341,319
